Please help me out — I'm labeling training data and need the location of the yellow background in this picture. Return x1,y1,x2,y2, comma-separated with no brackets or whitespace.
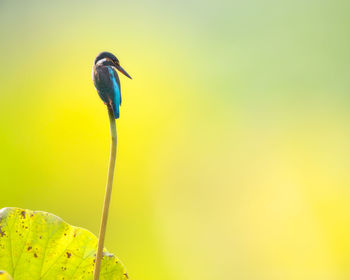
0,0,349,279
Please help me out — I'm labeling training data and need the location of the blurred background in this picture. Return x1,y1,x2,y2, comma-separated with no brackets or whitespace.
0,0,350,279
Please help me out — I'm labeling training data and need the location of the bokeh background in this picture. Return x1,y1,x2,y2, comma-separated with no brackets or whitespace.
0,0,350,279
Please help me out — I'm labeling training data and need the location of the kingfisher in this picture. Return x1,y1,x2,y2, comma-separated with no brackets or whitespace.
92,51,132,118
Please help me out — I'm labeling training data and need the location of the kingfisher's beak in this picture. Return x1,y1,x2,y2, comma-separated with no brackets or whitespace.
115,63,132,79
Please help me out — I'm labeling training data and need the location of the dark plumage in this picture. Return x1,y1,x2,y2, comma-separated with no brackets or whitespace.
92,52,131,118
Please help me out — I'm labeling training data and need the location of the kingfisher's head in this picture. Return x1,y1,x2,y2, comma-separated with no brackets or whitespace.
94,51,132,79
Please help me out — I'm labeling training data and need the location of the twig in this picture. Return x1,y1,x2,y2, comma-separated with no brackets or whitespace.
93,105,117,280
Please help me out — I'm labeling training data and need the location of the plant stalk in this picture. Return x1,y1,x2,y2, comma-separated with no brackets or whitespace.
93,105,117,280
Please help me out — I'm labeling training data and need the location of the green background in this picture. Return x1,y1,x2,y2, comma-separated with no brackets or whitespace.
0,0,350,279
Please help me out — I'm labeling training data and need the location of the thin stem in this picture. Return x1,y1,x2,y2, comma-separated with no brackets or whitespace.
93,105,117,280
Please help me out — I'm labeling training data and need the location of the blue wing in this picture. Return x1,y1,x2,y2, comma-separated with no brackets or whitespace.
107,67,121,118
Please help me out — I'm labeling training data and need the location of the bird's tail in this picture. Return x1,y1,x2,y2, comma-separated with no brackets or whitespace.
110,102,119,119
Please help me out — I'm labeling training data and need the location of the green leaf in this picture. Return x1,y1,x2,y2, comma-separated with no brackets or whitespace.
0,207,129,280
